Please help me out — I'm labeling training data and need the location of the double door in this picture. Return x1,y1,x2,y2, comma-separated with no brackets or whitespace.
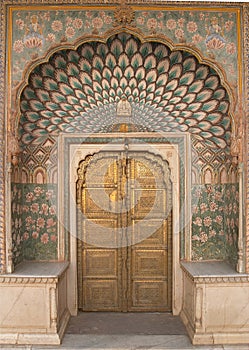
77,150,172,312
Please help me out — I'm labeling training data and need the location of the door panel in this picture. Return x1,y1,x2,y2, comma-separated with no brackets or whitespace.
132,250,167,277
77,151,172,312
84,279,119,310
132,280,168,308
132,220,167,247
83,249,117,277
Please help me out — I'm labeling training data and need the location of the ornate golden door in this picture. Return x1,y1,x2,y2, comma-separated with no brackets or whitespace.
77,150,172,312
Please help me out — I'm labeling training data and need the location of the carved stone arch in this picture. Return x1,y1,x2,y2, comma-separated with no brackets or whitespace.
14,25,236,108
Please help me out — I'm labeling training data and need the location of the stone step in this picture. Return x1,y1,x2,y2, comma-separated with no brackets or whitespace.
0,334,248,350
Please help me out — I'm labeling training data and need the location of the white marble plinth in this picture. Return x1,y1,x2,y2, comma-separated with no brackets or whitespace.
0,261,70,345
180,261,249,345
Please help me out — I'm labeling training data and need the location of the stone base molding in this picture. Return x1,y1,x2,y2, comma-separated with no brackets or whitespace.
0,262,70,345
180,261,249,345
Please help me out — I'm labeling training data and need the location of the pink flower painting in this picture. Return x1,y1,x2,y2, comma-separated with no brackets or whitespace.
41,233,49,244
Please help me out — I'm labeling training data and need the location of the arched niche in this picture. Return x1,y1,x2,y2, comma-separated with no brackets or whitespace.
220,166,229,184
33,167,47,184
6,27,240,276
228,165,238,183
21,168,29,183
203,166,214,184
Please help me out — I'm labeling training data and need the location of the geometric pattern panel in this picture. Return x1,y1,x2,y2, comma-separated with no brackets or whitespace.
191,136,232,174
19,136,57,182
20,33,231,151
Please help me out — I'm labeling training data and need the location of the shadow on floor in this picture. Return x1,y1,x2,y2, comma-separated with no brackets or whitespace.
66,312,188,335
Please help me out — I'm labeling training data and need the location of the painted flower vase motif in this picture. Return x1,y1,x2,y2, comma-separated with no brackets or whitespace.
24,15,44,49
205,16,226,50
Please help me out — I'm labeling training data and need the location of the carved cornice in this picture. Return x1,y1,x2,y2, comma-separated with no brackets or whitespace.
0,276,59,284
1,0,245,6
0,261,69,281
195,276,249,283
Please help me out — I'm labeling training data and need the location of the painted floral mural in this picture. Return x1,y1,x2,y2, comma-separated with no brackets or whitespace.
192,183,239,264
135,10,237,63
12,8,238,88
12,9,114,86
11,183,58,266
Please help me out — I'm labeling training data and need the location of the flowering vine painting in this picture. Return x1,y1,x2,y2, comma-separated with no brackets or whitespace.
12,184,58,266
192,184,239,263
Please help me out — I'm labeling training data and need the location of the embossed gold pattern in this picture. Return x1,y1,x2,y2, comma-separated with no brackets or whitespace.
77,151,172,312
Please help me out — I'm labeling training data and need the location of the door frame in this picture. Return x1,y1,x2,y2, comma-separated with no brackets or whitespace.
57,132,192,316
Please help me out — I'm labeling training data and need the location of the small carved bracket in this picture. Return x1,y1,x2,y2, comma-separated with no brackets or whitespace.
114,0,135,27
8,132,20,166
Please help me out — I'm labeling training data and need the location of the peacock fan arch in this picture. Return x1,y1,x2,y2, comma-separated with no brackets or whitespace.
18,32,233,180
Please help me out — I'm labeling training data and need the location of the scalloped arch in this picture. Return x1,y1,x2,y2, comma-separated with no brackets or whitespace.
17,27,235,150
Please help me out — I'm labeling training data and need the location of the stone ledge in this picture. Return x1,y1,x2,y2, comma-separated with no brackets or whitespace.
181,261,249,283
0,261,69,284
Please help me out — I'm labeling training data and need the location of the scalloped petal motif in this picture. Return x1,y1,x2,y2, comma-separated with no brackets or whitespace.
20,33,231,149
